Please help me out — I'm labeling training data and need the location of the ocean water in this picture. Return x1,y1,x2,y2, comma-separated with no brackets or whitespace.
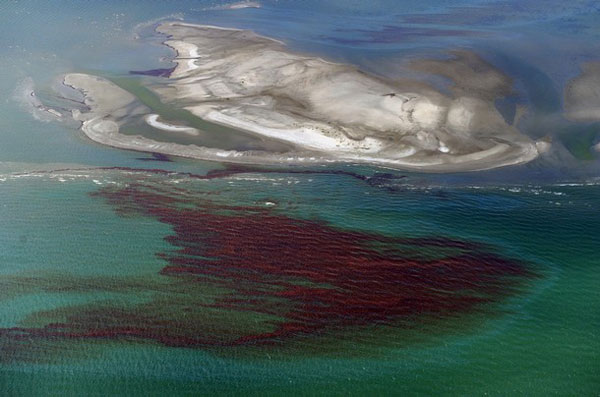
0,1,599,395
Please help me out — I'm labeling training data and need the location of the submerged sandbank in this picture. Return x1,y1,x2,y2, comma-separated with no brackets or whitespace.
61,22,545,171
564,62,600,123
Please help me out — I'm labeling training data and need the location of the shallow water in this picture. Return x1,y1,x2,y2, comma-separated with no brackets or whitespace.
1,0,599,395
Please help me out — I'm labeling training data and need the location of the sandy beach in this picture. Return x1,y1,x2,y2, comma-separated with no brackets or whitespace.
61,22,545,171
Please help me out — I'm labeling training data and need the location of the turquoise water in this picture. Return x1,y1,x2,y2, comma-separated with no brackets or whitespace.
1,1,599,395
0,172,598,395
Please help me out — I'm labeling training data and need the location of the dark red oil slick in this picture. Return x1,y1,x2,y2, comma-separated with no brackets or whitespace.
4,179,536,351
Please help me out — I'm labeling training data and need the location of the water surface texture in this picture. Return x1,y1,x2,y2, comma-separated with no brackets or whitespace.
0,1,599,395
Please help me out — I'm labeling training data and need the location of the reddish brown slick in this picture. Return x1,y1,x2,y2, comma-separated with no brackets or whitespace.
4,181,535,350
95,182,533,345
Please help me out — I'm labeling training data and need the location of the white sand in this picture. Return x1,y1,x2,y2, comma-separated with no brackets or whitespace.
144,114,199,135
61,23,546,171
228,1,261,9
151,22,541,170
